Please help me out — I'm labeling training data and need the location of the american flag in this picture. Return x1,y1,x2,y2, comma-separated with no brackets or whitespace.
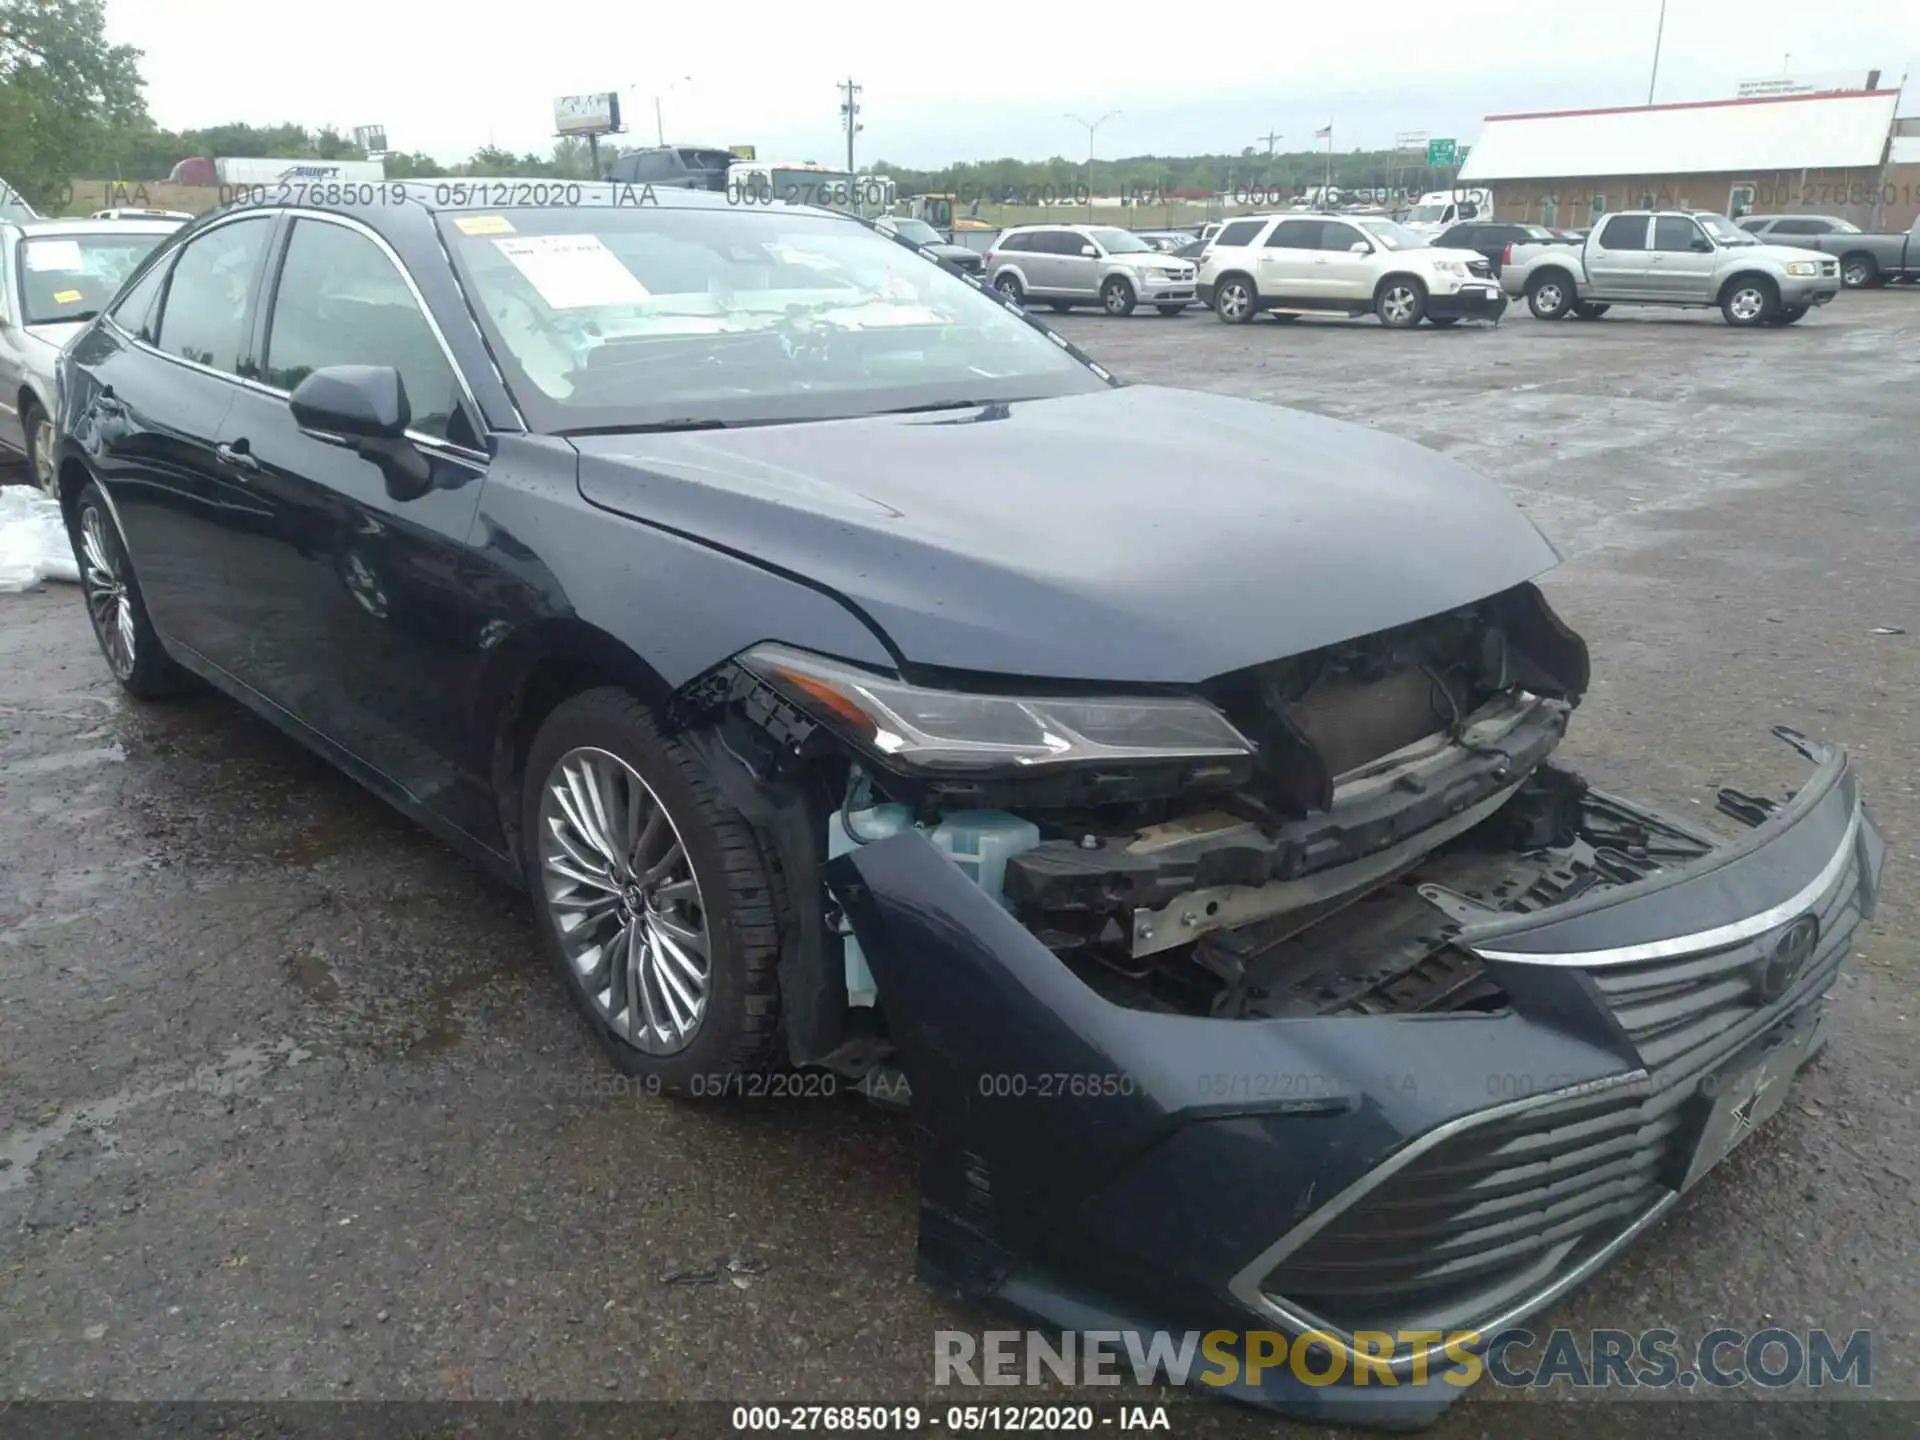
1314,124,1332,140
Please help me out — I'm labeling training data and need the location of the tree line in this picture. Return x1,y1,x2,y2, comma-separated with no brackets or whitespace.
1,0,1463,206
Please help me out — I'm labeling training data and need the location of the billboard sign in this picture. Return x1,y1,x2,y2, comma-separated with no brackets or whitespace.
352,125,388,154
554,92,623,137
1736,71,1880,98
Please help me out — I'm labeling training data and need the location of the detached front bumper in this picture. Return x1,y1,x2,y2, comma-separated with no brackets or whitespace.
826,729,1882,1426
1427,282,1509,321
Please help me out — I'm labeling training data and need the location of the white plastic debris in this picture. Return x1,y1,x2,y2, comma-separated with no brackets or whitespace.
0,486,79,593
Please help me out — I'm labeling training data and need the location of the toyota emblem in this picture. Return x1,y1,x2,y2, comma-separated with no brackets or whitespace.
1750,914,1820,1003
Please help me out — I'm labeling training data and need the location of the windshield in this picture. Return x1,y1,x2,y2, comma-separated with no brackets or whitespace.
1695,214,1757,246
1358,218,1427,251
1406,202,1450,223
1088,227,1153,254
18,231,173,324
439,203,1109,432
886,218,943,245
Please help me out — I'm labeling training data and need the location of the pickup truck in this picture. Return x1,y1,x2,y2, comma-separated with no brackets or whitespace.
1502,210,1841,326
1739,213,1920,288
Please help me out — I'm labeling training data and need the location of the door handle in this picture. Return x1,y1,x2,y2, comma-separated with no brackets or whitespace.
216,440,261,474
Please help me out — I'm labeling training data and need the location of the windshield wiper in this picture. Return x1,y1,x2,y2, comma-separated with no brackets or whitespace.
876,400,993,415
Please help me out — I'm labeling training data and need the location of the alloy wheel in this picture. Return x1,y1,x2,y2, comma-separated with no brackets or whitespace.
1217,282,1250,321
30,417,56,496
1381,285,1418,325
537,747,711,1056
79,504,136,680
1842,259,1870,287
1728,287,1766,322
1532,282,1563,314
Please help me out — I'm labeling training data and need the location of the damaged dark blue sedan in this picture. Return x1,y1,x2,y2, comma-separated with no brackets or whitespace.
52,183,1884,1426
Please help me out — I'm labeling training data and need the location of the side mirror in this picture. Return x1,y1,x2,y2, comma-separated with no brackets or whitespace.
1691,237,1714,253
1080,244,1098,257
289,365,434,502
1349,240,1373,254
290,365,409,440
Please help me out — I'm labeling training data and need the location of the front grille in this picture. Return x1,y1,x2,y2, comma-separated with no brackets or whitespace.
1260,1081,1681,1338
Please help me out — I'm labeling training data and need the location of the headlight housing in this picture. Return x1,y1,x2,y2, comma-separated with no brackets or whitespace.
739,644,1255,776
1784,261,1820,277
1432,259,1468,277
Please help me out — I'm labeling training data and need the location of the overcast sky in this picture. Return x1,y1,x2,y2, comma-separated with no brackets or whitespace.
107,0,1914,167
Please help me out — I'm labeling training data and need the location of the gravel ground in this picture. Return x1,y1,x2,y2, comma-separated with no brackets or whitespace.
2,291,1916,1438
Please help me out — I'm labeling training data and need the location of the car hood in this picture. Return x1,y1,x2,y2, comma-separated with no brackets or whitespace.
572,385,1563,684
924,242,981,264
1747,242,1837,266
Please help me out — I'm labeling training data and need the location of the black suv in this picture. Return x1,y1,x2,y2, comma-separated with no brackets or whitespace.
1434,220,1576,275
604,146,734,190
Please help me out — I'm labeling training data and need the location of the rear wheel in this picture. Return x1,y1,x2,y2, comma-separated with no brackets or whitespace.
1721,277,1777,326
1839,253,1877,289
71,481,193,699
522,688,783,1092
1101,276,1137,316
1375,278,1426,329
1571,302,1610,320
1213,275,1256,324
1527,273,1574,320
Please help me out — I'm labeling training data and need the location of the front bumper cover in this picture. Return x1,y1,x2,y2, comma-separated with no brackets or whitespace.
825,729,1882,1425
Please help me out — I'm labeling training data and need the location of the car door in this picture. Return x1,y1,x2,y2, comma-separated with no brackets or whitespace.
78,213,276,662
212,213,498,842
1053,231,1102,298
1587,215,1652,295
1014,231,1062,294
1314,220,1375,302
1645,215,1718,298
1258,219,1323,300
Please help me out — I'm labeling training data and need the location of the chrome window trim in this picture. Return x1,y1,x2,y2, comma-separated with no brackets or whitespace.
1224,1069,1663,1380
103,206,494,464
1472,804,1863,967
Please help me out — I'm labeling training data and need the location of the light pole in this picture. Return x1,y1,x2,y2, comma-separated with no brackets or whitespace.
1646,0,1667,105
1066,111,1119,221
643,75,693,146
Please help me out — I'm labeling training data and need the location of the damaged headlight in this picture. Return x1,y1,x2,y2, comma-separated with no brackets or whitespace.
739,643,1255,775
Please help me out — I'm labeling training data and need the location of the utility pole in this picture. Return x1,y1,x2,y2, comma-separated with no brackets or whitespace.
1257,130,1282,157
838,78,863,175
1646,0,1667,105
1066,111,1120,221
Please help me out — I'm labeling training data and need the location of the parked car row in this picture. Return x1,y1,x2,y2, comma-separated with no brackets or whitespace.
25,179,1885,1428
1737,212,1920,289
0,214,186,491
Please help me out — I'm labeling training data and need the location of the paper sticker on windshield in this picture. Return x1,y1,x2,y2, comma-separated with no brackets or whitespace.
52,289,83,304
25,240,83,272
455,215,515,236
492,234,649,309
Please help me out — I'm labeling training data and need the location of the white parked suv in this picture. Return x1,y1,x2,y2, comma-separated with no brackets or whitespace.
983,224,1197,316
1197,213,1507,328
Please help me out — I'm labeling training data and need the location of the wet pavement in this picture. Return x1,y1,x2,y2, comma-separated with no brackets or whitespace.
2,292,1917,1432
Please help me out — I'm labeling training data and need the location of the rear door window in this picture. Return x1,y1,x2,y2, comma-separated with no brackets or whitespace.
1266,220,1322,249
1213,219,1266,248
1597,215,1649,250
153,216,273,375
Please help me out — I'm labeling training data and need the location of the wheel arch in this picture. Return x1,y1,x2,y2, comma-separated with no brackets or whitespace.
1526,264,1578,295
1718,269,1779,305
1213,268,1256,297
480,617,677,884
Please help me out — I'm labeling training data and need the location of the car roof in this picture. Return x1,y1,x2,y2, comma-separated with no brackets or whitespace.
1740,213,1847,223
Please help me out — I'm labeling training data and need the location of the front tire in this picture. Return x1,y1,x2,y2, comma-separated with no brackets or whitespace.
522,688,782,1092
23,401,56,497
1101,276,1137,316
993,273,1024,305
1527,273,1574,320
70,481,193,699
1375,277,1427,328
1213,275,1256,324
1721,277,1777,326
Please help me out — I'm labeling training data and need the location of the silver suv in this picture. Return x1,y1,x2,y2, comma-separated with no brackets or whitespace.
984,224,1196,316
